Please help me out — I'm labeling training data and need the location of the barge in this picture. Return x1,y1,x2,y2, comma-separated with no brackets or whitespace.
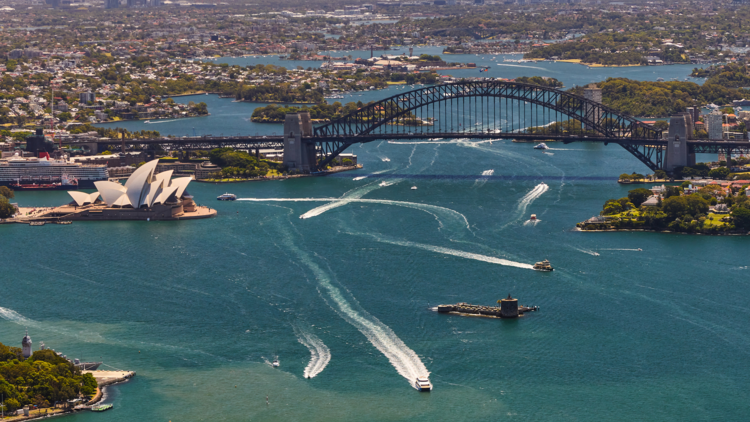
437,294,538,319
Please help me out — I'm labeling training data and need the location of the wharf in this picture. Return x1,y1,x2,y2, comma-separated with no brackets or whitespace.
437,295,538,319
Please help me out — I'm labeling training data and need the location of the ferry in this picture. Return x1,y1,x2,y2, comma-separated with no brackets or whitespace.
91,404,113,412
217,193,237,201
533,259,554,272
415,377,432,392
534,143,549,150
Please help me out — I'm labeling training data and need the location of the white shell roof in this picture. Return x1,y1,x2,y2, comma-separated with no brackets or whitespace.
68,159,192,210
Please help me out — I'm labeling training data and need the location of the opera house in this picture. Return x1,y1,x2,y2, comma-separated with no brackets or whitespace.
38,159,216,221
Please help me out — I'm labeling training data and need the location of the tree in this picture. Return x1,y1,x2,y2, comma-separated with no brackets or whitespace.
732,207,750,229
6,60,17,72
619,173,631,181
628,188,652,207
58,112,72,122
0,186,14,199
654,169,667,180
4,398,20,413
0,196,15,219
662,196,687,219
708,167,731,180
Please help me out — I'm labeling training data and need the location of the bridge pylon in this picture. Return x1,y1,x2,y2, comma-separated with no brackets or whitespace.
664,113,696,172
283,112,316,172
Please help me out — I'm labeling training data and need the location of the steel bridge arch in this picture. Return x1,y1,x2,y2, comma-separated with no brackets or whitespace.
312,80,664,170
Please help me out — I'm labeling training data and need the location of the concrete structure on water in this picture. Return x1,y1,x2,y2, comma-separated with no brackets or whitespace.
437,294,538,319
283,112,317,172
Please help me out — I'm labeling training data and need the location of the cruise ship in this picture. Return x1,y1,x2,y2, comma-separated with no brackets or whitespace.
0,153,108,189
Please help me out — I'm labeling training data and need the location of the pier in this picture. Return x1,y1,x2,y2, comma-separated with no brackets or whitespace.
437,295,538,319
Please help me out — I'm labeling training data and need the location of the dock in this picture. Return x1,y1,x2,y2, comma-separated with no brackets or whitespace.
437,295,538,319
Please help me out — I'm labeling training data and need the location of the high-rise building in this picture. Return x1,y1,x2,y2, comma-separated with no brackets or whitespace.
79,92,96,104
706,110,725,161
105,0,119,8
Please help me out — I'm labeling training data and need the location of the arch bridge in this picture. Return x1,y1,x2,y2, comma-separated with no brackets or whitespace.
288,80,666,171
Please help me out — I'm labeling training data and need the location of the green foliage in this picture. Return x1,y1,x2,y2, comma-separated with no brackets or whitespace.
628,188,653,207
0,341,97,410
6,60,17,72
661,194,709,219
208,148,269,176
708,167,731,180
0,186,14,199
654,169,668,180
514,76,563,88
732,207,750,229
568,78,749,117
0,196,15,219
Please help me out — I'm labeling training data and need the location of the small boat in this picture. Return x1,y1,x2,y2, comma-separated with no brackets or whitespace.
272,359,280,368
411,186,417,190
533,259,553,272
144,120,151,124
415,377,432,392
534,142,548,150
217,193,237,201
530,214,537,221
637,248,642,251
91,404,113,412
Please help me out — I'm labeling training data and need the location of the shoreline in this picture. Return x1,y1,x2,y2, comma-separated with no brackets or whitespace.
195,164,362,183
574,226,749,236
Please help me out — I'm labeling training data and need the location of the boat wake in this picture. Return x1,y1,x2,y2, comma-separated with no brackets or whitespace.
523,219,540,226
293,323,331,379
502,183,549,228
600,248,642,252
387,138,497,146
354,234,534,270
481,169,495,176
353,169,392,181
282,234,430,387
573,247,600,256
241,197,471,232
0,306,40,328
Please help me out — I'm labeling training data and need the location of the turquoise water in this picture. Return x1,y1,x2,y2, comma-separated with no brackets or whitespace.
3,140,749,421
3,53,747,421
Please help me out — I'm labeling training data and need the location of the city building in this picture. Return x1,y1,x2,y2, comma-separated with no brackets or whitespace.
78,92,95,104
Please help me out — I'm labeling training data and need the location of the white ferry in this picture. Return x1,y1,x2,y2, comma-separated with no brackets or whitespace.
415,377,432,392
0,153,108,189
534,143,549,150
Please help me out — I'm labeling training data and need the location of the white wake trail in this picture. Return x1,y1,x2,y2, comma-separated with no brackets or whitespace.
282,237,430,387
516,183,549,216
293,323,331,379
572,247,600,256
481,169,495,176
358,235,534,270
241,197,470,231
0,306,41,328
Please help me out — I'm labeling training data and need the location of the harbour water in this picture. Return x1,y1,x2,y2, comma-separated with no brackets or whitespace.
2,54,747,421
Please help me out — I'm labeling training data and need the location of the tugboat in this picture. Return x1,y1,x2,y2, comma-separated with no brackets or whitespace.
533,259,554,272
534,142,549,150
217,193,237,201
415,377,432,392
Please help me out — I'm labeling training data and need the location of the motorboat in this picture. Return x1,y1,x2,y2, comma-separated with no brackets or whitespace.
411,186,418,190
415,377,432,392
272,359,280,368
534,142,549,150
533,259,554,272
217,193,237,201
637,248,643,251
530,214,537,221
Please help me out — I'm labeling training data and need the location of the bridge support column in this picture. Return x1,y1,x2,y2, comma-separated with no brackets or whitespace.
283,112,316,172
664,114,695,172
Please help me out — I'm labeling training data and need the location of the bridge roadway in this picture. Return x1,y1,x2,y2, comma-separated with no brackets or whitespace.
61,132,750,151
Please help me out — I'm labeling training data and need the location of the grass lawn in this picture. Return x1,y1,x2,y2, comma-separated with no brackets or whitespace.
386,81,407,85
704,212,730,228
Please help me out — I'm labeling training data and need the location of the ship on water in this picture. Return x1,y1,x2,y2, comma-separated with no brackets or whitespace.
0,153,107,189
